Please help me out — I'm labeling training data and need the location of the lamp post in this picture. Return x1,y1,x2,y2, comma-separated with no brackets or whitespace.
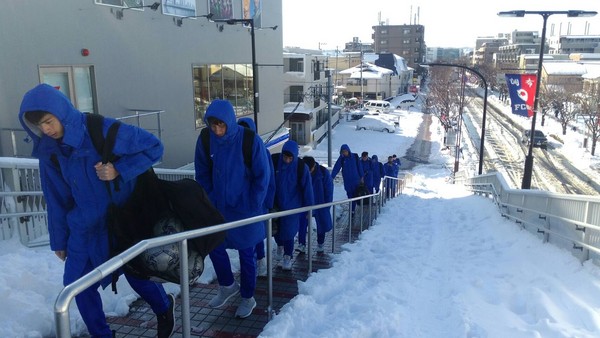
424,63,488,175
498,10,597,189
213,18,259,130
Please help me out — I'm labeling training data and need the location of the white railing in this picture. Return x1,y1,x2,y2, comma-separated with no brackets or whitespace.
465,172,600,264
0,157,193,247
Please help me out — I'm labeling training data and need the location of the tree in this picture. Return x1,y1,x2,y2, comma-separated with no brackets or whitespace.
577,94,600,156
425,67,465,131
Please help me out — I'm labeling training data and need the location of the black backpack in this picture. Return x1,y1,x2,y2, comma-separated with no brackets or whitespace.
271,152,306,187
200,126,255,171
85,114,226,291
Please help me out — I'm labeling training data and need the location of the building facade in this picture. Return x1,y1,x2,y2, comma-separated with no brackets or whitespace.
371,24,426,74
0,0,284,168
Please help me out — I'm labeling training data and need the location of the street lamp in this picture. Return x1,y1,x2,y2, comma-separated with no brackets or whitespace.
424,63,488,175
498,10,597,189
212,18,259,130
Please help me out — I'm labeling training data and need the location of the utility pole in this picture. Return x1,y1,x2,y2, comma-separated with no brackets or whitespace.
326,70,333,167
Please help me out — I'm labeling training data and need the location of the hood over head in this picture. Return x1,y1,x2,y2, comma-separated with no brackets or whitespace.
19,83,85,156
282,140,299,158
339,143,351,156
203,99,240,141
237,117,257,133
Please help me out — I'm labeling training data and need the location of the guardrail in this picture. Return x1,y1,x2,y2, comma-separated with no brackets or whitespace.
465,172,600,264
54,176,408,337
0,157,194,247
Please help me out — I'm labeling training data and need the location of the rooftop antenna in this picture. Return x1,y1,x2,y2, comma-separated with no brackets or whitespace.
417,6,420,25
410,5,412,24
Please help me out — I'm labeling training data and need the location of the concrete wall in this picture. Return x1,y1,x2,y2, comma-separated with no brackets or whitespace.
0,0,283,168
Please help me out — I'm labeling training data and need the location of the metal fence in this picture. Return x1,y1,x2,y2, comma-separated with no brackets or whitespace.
0,157,194,247
465,172,600,264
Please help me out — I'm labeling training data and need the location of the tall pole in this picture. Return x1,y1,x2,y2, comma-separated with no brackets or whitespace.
360,43,364,102
249,19,259,131
497,9,597,188
326,70,333,167
425,63,488,175
521,14,548,189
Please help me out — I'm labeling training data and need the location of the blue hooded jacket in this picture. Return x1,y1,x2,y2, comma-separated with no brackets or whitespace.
18,84,163,287
330,144,363,197
194,100,269,249
238,117,275,211
309,161,334,234
371,155,384,192
273,140,314,240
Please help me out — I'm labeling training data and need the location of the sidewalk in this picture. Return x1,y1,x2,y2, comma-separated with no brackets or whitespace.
106,204,372,337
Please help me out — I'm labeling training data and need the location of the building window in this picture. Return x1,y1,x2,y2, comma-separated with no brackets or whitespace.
381,40,387,45
380,29,387,34
403,39,410,44
289,85,303,102
403,29,411,34
39,65,97,114
286,58,304,72
192,63,254,129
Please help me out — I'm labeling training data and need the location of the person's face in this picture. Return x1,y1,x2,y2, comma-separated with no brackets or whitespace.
210,120,227,137
362,154,368,160
342,149,349,157
36,113,64,139
283,153,294,164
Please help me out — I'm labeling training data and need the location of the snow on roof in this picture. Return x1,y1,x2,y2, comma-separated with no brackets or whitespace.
543,61,588,76
283,102,316,114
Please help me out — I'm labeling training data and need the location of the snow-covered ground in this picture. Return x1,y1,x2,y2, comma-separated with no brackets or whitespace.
2,91,600,337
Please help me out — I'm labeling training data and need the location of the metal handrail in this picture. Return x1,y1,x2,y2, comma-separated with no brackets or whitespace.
54,188,391,337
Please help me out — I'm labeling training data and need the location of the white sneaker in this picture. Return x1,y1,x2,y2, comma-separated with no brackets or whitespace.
256,257,267,277
295,244,306,254
280,255,292,270
316,243,325,253
235,297,257,319
208,283,239,308
275,246,284,260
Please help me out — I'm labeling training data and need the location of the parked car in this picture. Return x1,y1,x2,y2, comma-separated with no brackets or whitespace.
364,100,393,113
522,129,548,149
348,109,369,120
356,115,396,133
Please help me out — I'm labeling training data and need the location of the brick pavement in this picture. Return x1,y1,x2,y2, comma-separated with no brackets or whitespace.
104,203,374,337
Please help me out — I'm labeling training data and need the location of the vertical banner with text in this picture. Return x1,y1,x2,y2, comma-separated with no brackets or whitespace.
505,74,537,117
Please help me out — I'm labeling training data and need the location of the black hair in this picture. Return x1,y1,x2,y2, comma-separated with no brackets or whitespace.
361,151,369,157
303,156,316,169
282,150,294,158
25,110,51,124
207,117,224,125
238,120,250,129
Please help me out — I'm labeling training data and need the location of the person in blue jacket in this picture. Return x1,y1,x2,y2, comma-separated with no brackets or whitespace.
237,117,275,277
194,100,270,319
330,144,363,214
273,140,314,270
297,156,333,253
359,151,374,193
371,155,384,193
18,84,174,338
383,155,399,198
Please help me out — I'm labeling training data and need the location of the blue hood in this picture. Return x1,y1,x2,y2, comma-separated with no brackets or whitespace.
238,117,257,133
203,99,241,143
19,84,86,157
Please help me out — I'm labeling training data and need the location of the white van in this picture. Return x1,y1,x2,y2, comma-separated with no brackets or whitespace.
364,100,392,114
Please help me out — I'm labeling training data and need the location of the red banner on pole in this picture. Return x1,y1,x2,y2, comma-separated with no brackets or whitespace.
505,74,537,117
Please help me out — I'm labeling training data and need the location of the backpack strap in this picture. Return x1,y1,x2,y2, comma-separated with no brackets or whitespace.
201,126,254,172
86,113,122,193
241,127,254,168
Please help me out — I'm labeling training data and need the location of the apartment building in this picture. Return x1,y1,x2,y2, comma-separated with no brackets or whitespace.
371,24,426,74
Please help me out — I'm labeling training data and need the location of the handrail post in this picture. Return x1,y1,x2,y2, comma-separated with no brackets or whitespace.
179,239,191,338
